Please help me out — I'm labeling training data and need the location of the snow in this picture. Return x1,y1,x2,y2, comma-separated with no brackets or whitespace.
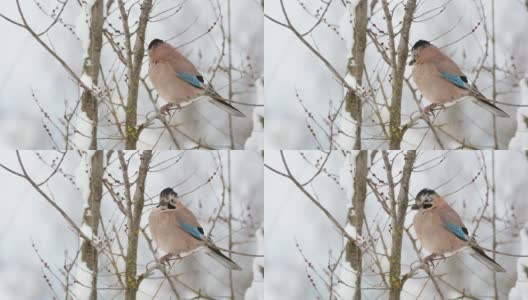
244,78,264,150
1,1,261,149
244,107,264,150
508,79,528,149
265,0,528,149
339,150,359,199
265,151,528,299
72,151,96,299
80,223,93,240
71,111,93,150
335,74,359,150
71,0,99,150
75,0,97,57
79,72,94,92
335,150,359,298
75,151,94,205
244,228,264,300
509,226,528,300
335,1,361,150
71,261,93,300
334,240,358,297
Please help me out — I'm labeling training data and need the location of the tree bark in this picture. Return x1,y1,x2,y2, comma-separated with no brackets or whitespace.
345,150,368,300
383,0,417,149
122,0,153,149
345,0,368,150
386,150,416,300
123,151,152,300
80,0,104,150
79,151,104,300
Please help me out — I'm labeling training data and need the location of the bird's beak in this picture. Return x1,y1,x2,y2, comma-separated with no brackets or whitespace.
408,58,415,66
411,203,420,210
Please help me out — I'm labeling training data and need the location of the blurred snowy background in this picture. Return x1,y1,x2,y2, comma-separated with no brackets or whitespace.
265,0,528,149
265,150,528,299
0,150,263,299
0,0,263,149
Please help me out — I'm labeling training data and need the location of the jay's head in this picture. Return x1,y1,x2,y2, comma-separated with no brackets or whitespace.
158,187,178,209
411,188,438,210
148,38,164,55
409,40,431,66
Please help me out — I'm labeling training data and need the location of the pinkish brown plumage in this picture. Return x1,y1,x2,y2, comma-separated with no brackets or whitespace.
412,188,505,272
147,39,245,117
410,40,509,117
413,195,467,254
149,203,204,256
149,187,241,270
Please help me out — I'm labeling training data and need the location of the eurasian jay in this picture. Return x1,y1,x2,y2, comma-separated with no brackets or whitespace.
409,40,509,117
149,187,241,270
411,188,505,272
147,39,245,117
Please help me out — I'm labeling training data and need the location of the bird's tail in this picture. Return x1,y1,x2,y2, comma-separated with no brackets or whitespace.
471,95,509,118
205,245,242,270
469,245,505,272
205,88,246,117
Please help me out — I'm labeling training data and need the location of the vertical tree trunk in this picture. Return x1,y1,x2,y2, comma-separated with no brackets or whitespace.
123,0,153,149
384,0,417,149
79,151,104,300
80,0,104,150
124,151,153,300
387,150,416,300
491,0,499,149
491,152,499,298
345,0,368,150
227,0,235,149
227,151,235,298
345,150,368,300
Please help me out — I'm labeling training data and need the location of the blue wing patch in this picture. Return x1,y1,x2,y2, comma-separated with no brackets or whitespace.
179,222,205,240
440,71,468,89
176,72,204,89
443,221,469,241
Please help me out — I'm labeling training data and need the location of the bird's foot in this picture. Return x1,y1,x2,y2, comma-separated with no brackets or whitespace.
422,104,438,117
159,253,174,265
423,253,437,267
160,103,174,115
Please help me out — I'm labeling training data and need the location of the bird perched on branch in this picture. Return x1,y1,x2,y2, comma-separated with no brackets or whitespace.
147,38,245,117
149,187,241,270
409,40,509,117
411,188,505,272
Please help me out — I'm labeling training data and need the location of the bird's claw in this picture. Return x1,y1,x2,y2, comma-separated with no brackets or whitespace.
160,104,174,115
420,104,438,121
422,104,437,116
423,253,437,267
159,253,173,265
